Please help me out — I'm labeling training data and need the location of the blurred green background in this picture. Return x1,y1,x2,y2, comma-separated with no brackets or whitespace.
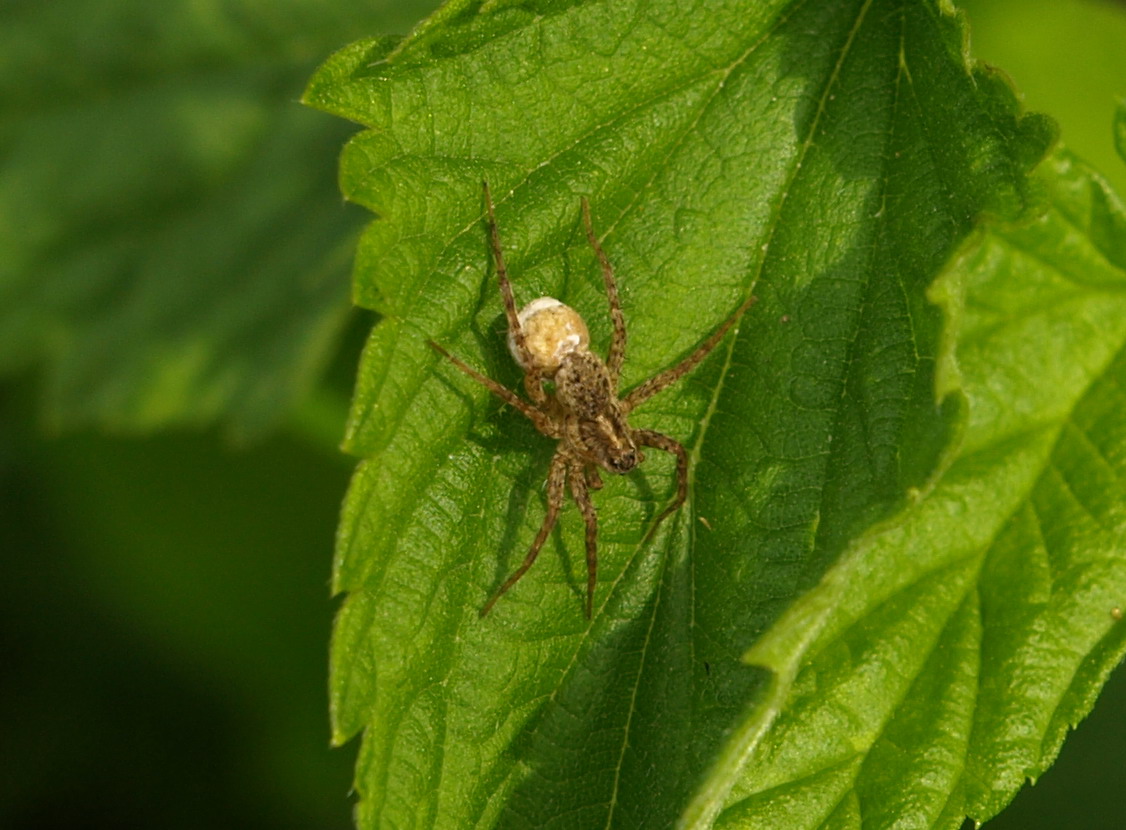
1,1,1124,827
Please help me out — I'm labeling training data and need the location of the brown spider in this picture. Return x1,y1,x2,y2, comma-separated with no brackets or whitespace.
430,183,756,618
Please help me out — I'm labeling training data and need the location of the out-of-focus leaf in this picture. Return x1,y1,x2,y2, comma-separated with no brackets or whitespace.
959,0,1126,200
0,0,439,439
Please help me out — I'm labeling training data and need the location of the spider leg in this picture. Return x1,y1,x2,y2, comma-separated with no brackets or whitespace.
586,467,604,491
582,197,626,388
428,340,557,436
483,181,549,407
634,429,688,540
570,460,599,618
623,294,757,412
480,449,569,617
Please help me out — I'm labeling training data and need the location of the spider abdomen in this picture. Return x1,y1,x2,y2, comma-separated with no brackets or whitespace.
508,297,589,373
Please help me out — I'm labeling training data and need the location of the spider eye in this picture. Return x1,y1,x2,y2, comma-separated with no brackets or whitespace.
612,450,638,472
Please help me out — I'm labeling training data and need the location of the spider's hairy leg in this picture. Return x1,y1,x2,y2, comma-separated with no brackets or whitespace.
634,429,688,541
481,449,570,617
482,181,548,406
571,461,599,619
623,294,758,412
581,197,626,387
428,340,556,435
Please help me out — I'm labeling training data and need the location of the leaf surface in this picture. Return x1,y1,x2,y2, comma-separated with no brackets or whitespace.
0,0,430,437
303,1,1126,828
708,145,1126,828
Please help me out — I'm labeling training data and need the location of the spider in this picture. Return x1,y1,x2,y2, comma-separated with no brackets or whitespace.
430,183,756,618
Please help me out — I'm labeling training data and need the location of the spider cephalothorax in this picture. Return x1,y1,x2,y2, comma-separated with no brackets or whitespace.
430,183,755,618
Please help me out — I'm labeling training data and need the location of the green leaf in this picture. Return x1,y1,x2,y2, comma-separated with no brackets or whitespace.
711,148,1126,828
0,0,427,439
305,1,1124,827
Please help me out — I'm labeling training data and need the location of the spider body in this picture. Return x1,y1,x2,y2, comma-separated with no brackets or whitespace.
555,351,640,473
430,183,755,618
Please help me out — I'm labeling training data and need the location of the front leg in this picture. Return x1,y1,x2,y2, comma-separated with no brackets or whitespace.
634,429,688,538
480,449,570,617
570,461,600,618
623,295,756,412
582,197,627,388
